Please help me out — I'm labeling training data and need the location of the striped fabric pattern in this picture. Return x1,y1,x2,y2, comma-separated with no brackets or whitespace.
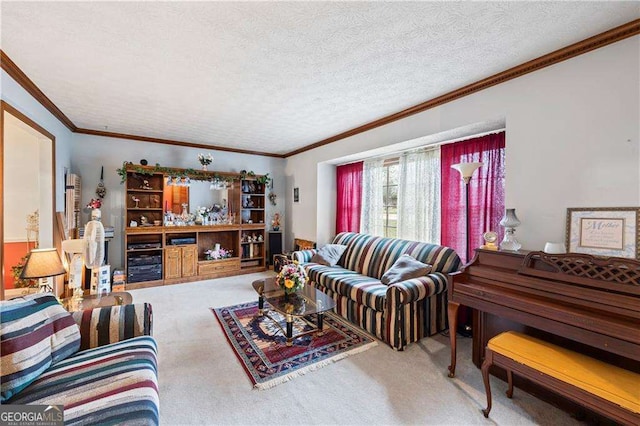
297,232,461,349
310,283,387,342
9,336,159,426
1,293,80,402
306,264,388,311
292,249,317,263
333,232,460,279
72,303,153,351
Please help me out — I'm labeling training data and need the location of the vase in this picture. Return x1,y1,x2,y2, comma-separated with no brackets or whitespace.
202,164,208,171
90,208,101,222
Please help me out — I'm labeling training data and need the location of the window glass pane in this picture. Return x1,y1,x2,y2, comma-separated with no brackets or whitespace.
388,164,399,184
388,186,398,206
387,227,397,238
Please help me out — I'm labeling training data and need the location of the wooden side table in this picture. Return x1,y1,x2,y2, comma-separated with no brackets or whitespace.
61,292,133,312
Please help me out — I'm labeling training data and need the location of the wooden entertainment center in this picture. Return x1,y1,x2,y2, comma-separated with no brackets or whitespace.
123,164,268,289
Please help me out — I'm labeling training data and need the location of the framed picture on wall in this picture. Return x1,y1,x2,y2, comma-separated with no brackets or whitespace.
566,207,639,259
293,187,299,203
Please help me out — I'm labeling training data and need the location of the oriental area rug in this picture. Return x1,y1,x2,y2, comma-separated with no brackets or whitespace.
212,301,377,389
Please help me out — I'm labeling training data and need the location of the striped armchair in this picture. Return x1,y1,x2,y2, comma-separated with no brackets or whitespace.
1,293,158,425
293,232,461,350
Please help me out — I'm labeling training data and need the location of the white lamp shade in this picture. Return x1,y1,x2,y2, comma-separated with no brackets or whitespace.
451,162,483,179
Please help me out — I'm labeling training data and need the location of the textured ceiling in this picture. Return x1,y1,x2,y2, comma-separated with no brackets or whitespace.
1,2,638,156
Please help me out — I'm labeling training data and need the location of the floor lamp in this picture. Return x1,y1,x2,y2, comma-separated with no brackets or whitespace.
451,162,484,263
451,162,483,337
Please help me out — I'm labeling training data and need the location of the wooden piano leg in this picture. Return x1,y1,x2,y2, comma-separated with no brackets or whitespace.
481,349,494,418
447,301,460,378
506,369,514,398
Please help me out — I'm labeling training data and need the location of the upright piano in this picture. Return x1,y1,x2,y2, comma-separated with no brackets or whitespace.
447,249,640,383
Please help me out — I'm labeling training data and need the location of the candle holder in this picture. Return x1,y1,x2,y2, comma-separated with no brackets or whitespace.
499,208,522,251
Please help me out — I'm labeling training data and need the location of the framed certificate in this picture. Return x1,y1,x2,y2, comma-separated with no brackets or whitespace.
566,207,639,259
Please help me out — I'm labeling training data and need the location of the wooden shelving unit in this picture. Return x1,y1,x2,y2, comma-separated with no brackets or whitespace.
123,165,267,289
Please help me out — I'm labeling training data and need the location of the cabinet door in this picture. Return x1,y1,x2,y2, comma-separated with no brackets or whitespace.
165,247,181,279
182,245,197,277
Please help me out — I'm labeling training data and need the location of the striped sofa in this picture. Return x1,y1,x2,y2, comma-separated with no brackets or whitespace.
1,293,158,425
293,232,461,350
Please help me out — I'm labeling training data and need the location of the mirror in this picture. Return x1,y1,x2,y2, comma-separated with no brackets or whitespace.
1,101,55,300
163,177,229,215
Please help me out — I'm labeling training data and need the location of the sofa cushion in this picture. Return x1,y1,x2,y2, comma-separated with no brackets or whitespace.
306,264,388,311
310,244,347,266
1,293,80,402
9,335,159,425
381,254,432,285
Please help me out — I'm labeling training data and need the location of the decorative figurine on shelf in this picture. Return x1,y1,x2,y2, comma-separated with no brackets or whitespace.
257,234,263,242
131,195,140,208
140,215,148,226
150,195,160,208
141,180,152,190
271,212,281,231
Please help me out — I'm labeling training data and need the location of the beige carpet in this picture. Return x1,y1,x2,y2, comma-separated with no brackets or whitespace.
129,272,580,425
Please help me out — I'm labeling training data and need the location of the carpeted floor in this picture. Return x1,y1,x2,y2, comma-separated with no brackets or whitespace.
129,272,580,425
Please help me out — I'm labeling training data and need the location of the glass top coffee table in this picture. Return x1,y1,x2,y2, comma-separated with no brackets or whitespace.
61,292,133,312
252,277,336,346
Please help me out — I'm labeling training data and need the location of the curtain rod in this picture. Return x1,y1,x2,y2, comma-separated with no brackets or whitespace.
337,128,506,166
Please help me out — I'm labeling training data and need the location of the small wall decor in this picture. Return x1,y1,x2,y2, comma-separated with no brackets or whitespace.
566,207,639,259
293,187,299,203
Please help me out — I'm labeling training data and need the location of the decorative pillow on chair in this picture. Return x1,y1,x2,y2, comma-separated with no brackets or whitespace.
310,244,347,266
381,254,432,285
1,293,80,402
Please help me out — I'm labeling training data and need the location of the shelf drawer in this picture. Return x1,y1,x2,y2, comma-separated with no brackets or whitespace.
198,258,240,275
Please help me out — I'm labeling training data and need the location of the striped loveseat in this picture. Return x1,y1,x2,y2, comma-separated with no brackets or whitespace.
1,293,158,425
293,232,461,350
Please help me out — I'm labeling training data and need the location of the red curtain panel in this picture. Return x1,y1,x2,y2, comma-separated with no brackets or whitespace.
336,161,364,233
441,132,506,264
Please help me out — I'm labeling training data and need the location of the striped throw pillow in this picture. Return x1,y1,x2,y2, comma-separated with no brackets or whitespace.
1,293,80,402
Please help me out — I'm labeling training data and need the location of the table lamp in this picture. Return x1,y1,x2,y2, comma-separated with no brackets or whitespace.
19,248,66,294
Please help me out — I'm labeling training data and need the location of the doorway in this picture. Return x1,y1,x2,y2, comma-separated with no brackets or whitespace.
1,101,56,299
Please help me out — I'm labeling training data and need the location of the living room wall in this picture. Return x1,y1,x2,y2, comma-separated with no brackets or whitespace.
69,133,286,268
1,70,73,214
285,36,640,252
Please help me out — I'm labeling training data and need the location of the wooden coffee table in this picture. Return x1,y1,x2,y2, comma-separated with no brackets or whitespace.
252,277,336,346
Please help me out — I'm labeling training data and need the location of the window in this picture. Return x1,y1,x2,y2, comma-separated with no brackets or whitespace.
382,159,399,238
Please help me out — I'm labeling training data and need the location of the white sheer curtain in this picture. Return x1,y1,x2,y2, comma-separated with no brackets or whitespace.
360,158,385,236
398,147,441,244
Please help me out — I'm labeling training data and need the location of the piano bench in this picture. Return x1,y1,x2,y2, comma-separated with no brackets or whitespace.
480,331,640,425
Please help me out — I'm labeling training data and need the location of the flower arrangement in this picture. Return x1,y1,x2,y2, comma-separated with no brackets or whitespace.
276,261,308,294
86,198,102,209
198,153,213,166
205,247,233,260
